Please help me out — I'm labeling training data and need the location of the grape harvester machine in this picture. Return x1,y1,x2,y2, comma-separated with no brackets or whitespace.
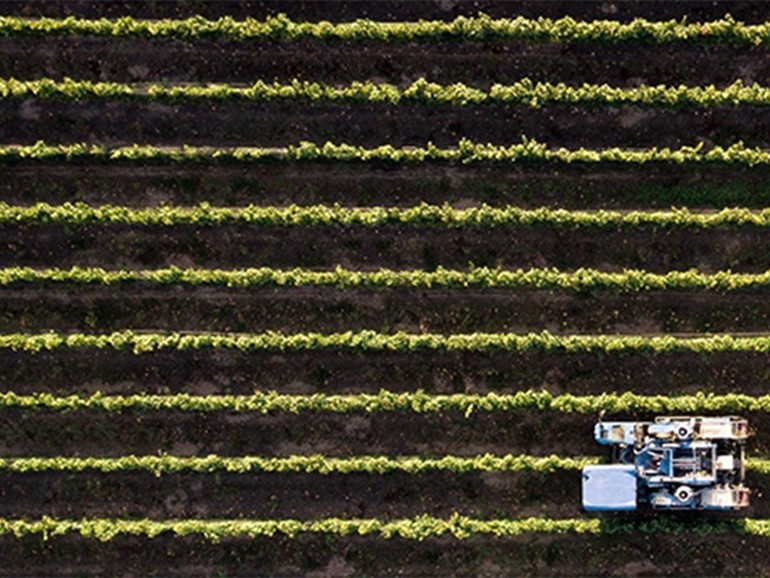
582,416,750,511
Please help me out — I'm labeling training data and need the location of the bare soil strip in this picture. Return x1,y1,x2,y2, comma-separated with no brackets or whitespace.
0,0,765,22
0,224,766,272
1,532,767,577
5,164,770,209
3,287,770,335
2,38,768,86
1,348,766,396
4,100,770,149
0,469,581,519
0,411,605,457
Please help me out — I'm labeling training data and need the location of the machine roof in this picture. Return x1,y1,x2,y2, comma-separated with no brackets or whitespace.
582,464,637,512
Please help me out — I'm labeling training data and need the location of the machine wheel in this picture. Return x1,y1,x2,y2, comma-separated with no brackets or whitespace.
676,426,691,440
675,486,694,502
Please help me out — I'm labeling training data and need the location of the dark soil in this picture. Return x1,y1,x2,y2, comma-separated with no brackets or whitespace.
6,163,770,209
0,532,767,578
2,0,767,22
4,37,770,86
4,532,770,577
2,348,770,398
0,410,603,457
6,99,770,149
0,469,581,519
5,286,770,335
1,223,768,272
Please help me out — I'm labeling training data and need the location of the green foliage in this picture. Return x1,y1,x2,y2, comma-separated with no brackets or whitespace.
0,14,766,45
0,515,766,542
744,459,770,474
0,454,599,475
2,453,767,475
3,265,770,293
1,389,770,414
5,77,770,108
4,140,770,166
2,202,770,228
3,330,770,355
0,515,604,541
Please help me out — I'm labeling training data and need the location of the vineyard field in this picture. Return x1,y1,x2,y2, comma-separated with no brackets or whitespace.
4,1,770,576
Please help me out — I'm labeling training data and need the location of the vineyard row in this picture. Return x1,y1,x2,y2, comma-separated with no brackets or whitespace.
4,265,770,292
1,390,769,414
3,330,770,354
3,202,770,228
1,454,769,475
0,515,769,542
5,77,770,108
0,14,764,44
4,140,770,165
0,454,598,475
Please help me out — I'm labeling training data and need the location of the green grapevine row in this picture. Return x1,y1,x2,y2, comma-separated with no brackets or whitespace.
1,454,768,475
0,454,599,475
7,454,770,475
3,330,770,355
3,202,770,229
5,77,770,108
4,265,770,292
0,14,766,44
0,515,768,542
4,139,770,166
1,390,769,414
742,460,770,474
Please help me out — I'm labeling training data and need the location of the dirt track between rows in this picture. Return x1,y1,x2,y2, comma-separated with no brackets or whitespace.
4,347,770,396
6,99,770,148
3,223,770,272
4,37,770,87
7,163,770,209
4,286,770,335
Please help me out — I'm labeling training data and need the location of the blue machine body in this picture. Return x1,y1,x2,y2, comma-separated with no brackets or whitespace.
582,464,637,511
